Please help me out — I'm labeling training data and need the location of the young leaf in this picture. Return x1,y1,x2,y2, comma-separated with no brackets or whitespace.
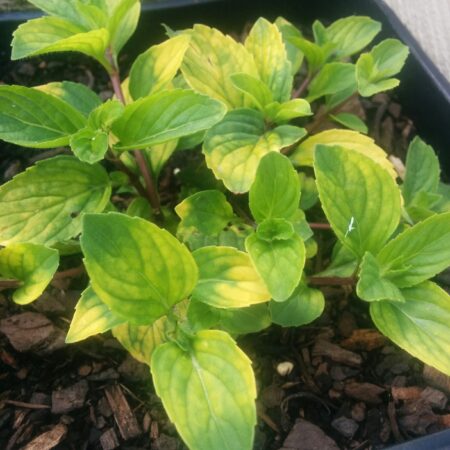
357,252,405,303
307,62,356,102
245,18,293,102
88,100,124,130
0,85,86,148
12,17,111,70
291,129,396,179
70,127,109,164
192,246,270,308
0,156,111,246
129,34,191,99
36,81,102,117
270,283,324,327
264,99,312,123
229,73,273,111
175,190,234,236
146,139,178,181
113,318,166,363
314,145,401,258
107,0,140,55
371,282,450,376
325,16,381,58
329,112,368,134
0,243,58,305
203,108,306,193
288,37,334,75
249,152,300,223
357,38,409,97
112,89,226,151
151,330,257,450
316,243,357,278
66,285,125,343
274,17,304,75
246,227,305,302
376,212,450,287
28,0,84,27
81,213,198,325
182,24,258,109
126,197,153,220
403,137,440,205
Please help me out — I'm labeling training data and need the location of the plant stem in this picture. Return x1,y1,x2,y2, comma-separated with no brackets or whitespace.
0,279,21,289
308,276,356,286
309,222,331,230
306,94,357,135
292,75,311,99
108,55,162,216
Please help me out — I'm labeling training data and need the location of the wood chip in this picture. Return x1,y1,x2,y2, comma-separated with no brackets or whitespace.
0,313,65,354
340,329,387,351
100,428,120,450
51,380,89,414
344,382,385,404
423,365,450,395
312,340,362,367
21,423,67,450
420,387,448,410
105,385,141,440
280,419,339,450
392,386,423,402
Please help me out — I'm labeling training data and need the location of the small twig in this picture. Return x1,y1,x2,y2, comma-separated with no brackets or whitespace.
53,265,84,280
388,400,404,443
5,400,50,410
308,276,356,286
257,405,281,434
308,222,331,230
0,279,21,289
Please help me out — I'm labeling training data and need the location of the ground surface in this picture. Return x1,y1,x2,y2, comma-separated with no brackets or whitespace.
1,37,450,450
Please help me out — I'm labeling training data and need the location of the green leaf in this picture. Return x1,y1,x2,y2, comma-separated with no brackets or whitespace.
330,113,368,134
264,99,312,123
151,330,257,450
316,243,357,278
376,212,450,287
314,145,401,258
113,318,166,364
0,156,111,246
219,304,271,335
307,62,356,102
107,0,140,55
357,39,409,97
298,173,319,210
245,18,293,102
181,24,258,109
249,152,300,223
203,109,306,193
229,73,273,111
126,197,153,220
36,81,102,117
370,282,450,376
0,243,58,305
325,16,381,58
146,139,178,181
291,129,397,179
112,89,226,151
246,229,305,302
357,252,405,302
270,283,324,327
66,285,125,343
175,190,234,236
70,127,109,164
192,246,271,308
129,34,191,99
28,0,85,27
256,218,295,242
0,85,86,148
12,17,111,70
288,37,334,75
88,100,124,130
403,137,440,205
81,213,198,324
275,17,304,75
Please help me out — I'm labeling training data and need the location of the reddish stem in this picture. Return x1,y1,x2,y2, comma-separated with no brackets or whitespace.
292,75,311,99
309,222,331,230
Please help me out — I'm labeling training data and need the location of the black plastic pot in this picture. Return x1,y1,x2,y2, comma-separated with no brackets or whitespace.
0,1,449,448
